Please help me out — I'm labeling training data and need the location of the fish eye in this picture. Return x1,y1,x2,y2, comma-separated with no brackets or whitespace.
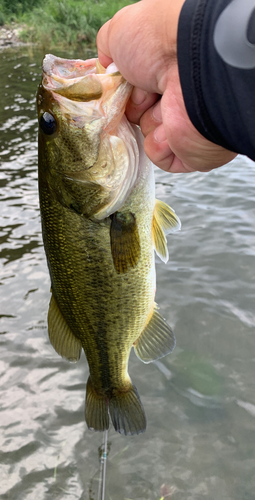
39,112,57,135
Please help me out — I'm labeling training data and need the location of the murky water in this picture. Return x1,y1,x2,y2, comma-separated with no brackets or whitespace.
1,46,255,500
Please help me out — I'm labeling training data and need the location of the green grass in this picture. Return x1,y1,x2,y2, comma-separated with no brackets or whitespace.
0,0,41,17
0,0,137,49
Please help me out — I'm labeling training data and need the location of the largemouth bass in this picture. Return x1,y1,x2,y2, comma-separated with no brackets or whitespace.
37,55,181,435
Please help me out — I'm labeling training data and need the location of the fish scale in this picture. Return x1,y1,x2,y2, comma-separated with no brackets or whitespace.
40,180,155,383
37,55,181,435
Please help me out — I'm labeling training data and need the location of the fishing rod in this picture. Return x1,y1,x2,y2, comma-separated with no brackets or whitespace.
97,429,108,500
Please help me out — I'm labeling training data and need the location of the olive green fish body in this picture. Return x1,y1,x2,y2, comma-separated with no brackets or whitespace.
37,55,181,435
39,155,155,386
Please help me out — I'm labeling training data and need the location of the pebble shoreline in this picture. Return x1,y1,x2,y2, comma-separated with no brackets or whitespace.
0,25,24,48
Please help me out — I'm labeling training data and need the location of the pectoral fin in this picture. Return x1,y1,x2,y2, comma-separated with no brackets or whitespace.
48,293,82,362
152,199,181,263
110,211,140,274
134,304,176,363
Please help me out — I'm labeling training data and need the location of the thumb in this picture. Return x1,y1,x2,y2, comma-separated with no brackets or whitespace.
97,20,114,68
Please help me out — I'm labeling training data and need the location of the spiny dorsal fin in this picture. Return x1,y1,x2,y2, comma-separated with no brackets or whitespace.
48,293,82,362
110,211,140,274
134,304,176,363
152,199,181,263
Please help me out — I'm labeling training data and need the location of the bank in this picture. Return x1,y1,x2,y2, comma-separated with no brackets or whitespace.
0,0,137,51
0,25,24,48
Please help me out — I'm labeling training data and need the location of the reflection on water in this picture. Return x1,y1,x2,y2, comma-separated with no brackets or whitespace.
1,46,255,500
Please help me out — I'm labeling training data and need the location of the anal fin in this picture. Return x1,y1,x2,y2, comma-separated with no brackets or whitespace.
48,293,82,362
134,304,176,363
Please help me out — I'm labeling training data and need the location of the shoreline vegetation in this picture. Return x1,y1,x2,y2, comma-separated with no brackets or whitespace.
0,0,136,50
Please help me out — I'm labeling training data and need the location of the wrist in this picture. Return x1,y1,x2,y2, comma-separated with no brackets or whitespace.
157,0,186,93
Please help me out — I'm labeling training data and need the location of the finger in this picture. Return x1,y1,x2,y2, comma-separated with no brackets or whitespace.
144,127,174,171
140,101,197,172
97,49,113,69
126,89,159,125
139,99,162,137
144,129,196,172
97,20,113,67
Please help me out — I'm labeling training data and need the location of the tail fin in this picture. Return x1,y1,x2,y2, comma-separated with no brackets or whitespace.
109,384,146,435
85,377,109,431
85,377,146,435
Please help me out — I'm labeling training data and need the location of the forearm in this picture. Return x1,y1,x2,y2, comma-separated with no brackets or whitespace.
178,0,255,160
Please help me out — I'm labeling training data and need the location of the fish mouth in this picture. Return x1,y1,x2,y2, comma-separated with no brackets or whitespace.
43,54,120,80
40,54,133,135
42,54,128,104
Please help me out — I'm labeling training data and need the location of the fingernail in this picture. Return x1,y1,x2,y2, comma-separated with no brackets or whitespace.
154,124,167,143
131,87,147,105
152,102,162,122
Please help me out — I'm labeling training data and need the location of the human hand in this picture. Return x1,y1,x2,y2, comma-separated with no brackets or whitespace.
97,0,237,173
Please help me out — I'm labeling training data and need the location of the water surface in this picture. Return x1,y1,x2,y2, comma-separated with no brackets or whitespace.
1,46,255,500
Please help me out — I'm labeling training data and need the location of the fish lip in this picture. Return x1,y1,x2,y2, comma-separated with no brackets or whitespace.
43,54,122,79
42,54,98,80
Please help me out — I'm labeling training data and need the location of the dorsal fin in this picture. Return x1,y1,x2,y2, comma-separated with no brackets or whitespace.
134,304,176,363
48,293,82,362
152,199,181,263
110,211,140,274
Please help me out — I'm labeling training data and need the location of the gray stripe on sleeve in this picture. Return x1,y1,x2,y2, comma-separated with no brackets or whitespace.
214,0,255,69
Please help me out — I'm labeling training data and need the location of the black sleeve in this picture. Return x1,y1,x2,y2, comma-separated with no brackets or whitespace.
177,0,255,160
